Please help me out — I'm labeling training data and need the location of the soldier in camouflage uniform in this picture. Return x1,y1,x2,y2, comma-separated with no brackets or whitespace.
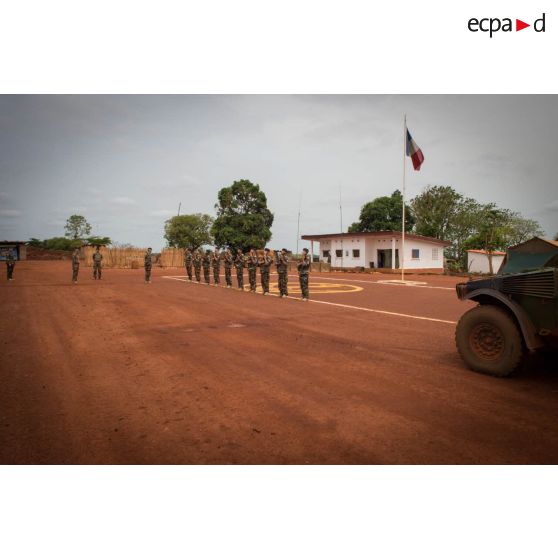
211,247,221,285
202,249,211,284
247,248,258,292
234,249,245,290
144,247,153,283
184,248,193,281
276,248,289,297
259,248,273,294
223,248,233,288
72,248,80,283
92,246,103,280
193,250,202,282
297,247,311,301
6,252,15,281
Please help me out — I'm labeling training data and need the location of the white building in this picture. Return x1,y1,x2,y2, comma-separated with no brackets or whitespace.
301,231,450,272
466,249,506,275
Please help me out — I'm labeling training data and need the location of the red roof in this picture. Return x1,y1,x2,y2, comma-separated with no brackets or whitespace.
301,231,451,247
466,249,506,256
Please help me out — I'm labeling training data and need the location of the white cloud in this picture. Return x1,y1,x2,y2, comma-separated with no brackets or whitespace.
112,196,137,206
0,209,22,217
149,209,176,217
45,219,65,227
546,200,558,212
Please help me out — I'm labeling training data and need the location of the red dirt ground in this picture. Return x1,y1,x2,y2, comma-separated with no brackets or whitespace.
1,261,557,464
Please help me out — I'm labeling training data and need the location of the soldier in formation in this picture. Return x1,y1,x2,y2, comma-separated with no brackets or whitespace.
259,248,273,294
202,249,211,284
247,248,258,292
92,246,103,280
144,247,153,283
5,252,15,281
276,248,289,297
184,248,193,281
211,247,221,285
193,250,202,282
234,249,245,290
72,248,80,283
223,248,233,288
297,247,311,301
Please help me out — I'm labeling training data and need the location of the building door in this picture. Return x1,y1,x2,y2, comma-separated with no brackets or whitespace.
377,249,399,269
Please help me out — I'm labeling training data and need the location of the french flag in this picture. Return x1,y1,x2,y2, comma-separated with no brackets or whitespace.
406,128,424,171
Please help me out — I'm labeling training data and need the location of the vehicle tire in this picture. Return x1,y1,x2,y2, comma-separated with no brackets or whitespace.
455,305,524,377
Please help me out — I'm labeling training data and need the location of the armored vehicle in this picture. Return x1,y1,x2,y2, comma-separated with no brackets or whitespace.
455,237,558,377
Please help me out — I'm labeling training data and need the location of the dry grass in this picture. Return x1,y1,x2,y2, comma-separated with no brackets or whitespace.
83,246,147,268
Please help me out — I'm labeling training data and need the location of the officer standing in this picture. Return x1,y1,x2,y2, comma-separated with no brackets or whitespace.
212,247,221,285
72,248,80,283
144,247,153,283
247,248,258,292
202,249,211,284
6,252,15,281
297,247,311,301
193,250,202,282
184,248,193,281
92,246,103,280
259,248,273,295
234,249,245,290
277,248,289,298
223,248,233,288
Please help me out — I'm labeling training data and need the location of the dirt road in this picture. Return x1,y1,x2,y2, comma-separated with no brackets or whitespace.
1,261,557,464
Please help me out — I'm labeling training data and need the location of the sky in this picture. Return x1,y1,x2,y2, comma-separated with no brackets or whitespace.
0,95,556,251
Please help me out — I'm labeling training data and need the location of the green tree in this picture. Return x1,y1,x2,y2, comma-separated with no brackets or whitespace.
446,197,484,267
211,179,274,251
411,185,463,239
164,213,214,250
463,205,514,275
349,190,414,233
504,213,544,246
43,237,81,250
86,236,112,246
64,214,92,240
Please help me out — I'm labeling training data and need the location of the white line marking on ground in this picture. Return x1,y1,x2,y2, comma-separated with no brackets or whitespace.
162,271,454,290
162,276,456,324
305,299,456,324
286,275,455,290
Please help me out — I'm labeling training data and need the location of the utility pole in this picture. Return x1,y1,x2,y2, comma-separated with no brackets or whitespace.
296,188,302,256
339,184,344,268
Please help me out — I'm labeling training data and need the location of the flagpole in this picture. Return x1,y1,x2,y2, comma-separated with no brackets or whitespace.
401,114,407,282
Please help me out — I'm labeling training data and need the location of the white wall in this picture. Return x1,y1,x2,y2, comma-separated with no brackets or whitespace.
319,238,366,267
317,236,445,269
467,253,505,275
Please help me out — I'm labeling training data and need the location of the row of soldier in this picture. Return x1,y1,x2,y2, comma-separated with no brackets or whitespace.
184,247,311,300
68,245,311,300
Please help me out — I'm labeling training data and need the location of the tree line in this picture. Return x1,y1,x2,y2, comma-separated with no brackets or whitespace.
28,214,111,251
348,186,547,270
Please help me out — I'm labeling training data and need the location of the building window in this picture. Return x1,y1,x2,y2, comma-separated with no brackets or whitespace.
352,249,360,258
323,250,330,258
335,250,343,258
412,249,420,259
432,248,439,261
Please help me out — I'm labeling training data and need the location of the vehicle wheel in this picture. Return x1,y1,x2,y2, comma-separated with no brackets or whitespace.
455,305,524,377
